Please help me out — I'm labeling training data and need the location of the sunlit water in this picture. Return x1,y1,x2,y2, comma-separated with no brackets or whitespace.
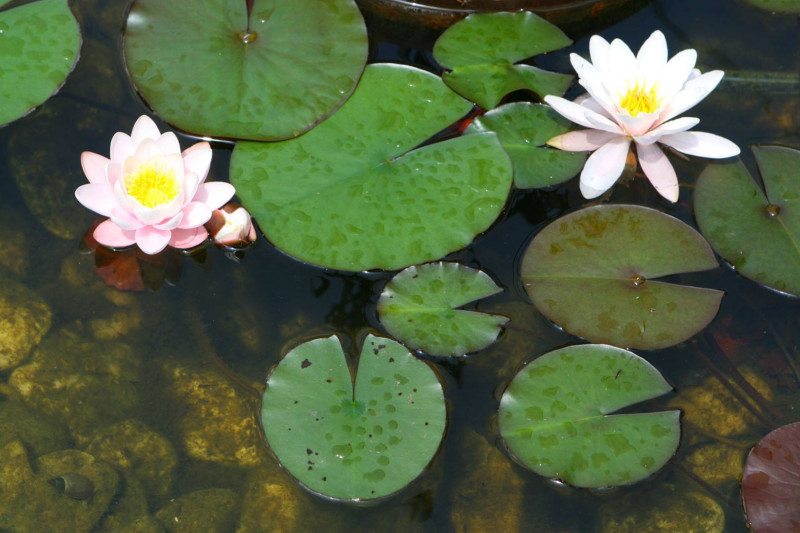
0,0,798,531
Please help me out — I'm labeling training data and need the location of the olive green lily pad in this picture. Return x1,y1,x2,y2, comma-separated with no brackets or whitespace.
261,334,446,501
744,0,800,13
466,103,586,189
124,0,367,140
0,0,81,126
521,205,723,350
499,344,680,488
433,11,573,110
231,63,513,271
377,262,509,357
695,146,800,296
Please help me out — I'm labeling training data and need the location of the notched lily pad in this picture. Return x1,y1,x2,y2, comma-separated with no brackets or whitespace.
124,0,367,140
499,344,680,488
433,11,573,109
695,145,800,296
521,205,723,350
742,422,800,533
0,0,81,126
261,334,446,502
378,262,508,357
231,63,513,271
466,102,586,189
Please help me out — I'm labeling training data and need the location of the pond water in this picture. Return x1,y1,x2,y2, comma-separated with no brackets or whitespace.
0,0,798,531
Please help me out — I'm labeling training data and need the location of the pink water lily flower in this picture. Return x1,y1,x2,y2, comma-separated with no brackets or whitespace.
75,115,235,254
544,30,740,202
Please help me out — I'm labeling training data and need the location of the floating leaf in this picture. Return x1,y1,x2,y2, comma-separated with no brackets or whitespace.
433,11,572,109
231,63,513,271
261,334,446,501
744,0,800,13
378,262,508,357
0,0,81,126
466,103,586,189
695,146,800,296
499,344,680,488
124,0,367,140
742,422,800,533
520,205,723,350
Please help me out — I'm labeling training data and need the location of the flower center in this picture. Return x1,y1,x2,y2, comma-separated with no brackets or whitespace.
619,83,660,116
125,165,180,208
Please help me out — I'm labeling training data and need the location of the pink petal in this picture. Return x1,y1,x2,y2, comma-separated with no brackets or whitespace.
81,152,110,184
155,212,183,231
616,112,660,137
110,207,145,230
107,162,122,187
156,132,181,155
634,117,700,145
548,129,620,152
658,70,724,124
182,142,212,183
135,226,171,255
659,132,740,158
637,143,679,202
545,96,622,133
133,138,162,161
178,202,212,229
130,115,161,144
579,137,631,199
194,182,235,209
75,184,117,217
110,132,135,162
169,227,208,249
94,219,136,248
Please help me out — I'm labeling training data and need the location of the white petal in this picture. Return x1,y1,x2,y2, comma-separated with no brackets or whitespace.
616,112,660,137
635,116,700,145
548,129,620,151
130,115,161,144
589,35,611,75
585,111,626,134
636,30,668,74
575,95,614,120
637,143,679,202
659,132,740,158
659,70,724,123
577,78,618,119
110,132,135,162
579,137,631,199
544,96,599,129
156,132,181,155
658,48,698,102
608,38,638,91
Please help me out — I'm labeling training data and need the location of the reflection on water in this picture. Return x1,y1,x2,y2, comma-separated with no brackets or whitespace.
0,0,798,531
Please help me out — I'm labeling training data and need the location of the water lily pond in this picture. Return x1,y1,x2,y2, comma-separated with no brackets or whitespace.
0,0,799,531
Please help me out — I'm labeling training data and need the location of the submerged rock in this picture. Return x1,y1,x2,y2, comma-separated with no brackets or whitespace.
683,442,746,492
115,515,167,533
0,274,52,371
9,325,142,445
86,419,178,505
155,489,239,533
0,209,30,277
96,473,150,533
599,487,724,533
0,400,71,457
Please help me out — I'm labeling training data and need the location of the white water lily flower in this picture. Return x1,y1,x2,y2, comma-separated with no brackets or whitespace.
544,30,740,202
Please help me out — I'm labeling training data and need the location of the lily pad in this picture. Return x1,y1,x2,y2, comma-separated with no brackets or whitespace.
744,0,800,13
231,63,513,271
0,0,81,126
377,262,508,357
124,0,367,140
499,344,680,488
432,11,573,110
520,205,723,350
466,103,586,189
261,334,446,501
742,422,800,533
695,146,800,296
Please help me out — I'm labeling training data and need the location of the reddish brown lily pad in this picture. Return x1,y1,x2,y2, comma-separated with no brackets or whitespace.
742,422,800,533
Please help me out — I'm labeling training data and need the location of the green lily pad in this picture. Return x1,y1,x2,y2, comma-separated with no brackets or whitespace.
0,0,81,126
695,146,800,296
520,205,723,350
377,262,509,357
432,11,573,110
124,0,367,140
261,334,446,501
466,103,586,189
744,0,800,13
499,344,680,488
231,63,513,271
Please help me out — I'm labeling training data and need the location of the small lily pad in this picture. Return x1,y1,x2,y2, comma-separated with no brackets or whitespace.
521,205,723,350
466,103,586,189
231,63,513,271
433,11,573,109
499,344,680,488
745,0,800,13
695,146,800,296
378,262,509,357
0,0,81,126
742,422,800,533
261,334,446,501
124,0,367,140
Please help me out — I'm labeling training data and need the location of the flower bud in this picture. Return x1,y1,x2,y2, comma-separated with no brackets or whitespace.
206,203,257,248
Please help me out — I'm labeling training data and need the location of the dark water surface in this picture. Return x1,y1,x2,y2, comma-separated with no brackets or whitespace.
0,0,798,531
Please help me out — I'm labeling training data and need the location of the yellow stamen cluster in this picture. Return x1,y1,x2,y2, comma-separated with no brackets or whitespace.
619,83,660,116
126,165,179,208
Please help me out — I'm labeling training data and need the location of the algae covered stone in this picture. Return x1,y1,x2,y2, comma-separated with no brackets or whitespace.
0,400,70,457
600,487,724,533
155,488,239,533
0,274,52,371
